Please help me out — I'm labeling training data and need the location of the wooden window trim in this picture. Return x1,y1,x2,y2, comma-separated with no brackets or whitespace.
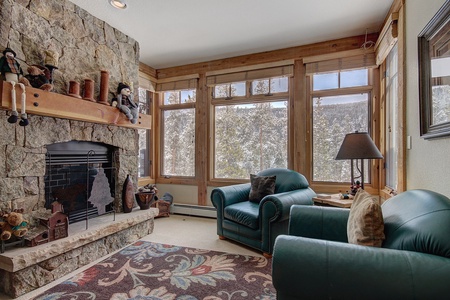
307,67,381,194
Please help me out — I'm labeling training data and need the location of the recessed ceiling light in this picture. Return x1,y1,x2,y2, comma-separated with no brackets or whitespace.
109,0,127,9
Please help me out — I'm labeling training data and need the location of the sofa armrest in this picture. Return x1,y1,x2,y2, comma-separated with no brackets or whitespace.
261,187,316,222
211,183,251,210
288,205,349,243
273,235,450,300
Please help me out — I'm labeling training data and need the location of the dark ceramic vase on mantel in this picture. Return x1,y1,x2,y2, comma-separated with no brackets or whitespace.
122,174,134,213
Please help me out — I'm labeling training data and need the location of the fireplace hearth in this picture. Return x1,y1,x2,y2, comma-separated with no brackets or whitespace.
45,141,116,224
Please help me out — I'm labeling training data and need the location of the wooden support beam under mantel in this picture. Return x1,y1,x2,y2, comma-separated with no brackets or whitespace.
0,81,151,130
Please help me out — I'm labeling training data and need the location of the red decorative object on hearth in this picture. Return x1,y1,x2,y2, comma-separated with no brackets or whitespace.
25,201,68,247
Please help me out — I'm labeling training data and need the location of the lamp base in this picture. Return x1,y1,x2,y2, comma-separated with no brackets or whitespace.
350,180,361,195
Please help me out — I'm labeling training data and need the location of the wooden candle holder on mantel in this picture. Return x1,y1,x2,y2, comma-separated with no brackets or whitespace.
0,81,151,130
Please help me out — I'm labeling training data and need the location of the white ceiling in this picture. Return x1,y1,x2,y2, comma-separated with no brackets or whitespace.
69,0,393,69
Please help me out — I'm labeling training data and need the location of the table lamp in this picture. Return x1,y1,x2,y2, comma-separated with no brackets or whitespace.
335,131,383,192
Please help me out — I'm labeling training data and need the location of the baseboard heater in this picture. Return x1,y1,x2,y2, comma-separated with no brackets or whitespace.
171,204,217,218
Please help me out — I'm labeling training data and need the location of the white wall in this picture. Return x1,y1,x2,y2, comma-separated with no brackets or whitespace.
406,0,450,197
157,184,214,206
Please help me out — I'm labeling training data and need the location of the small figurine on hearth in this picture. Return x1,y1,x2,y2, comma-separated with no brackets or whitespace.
112,82,138,124
0,210,28,241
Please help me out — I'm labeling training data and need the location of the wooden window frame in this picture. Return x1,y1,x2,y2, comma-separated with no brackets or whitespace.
208,77,291,186
157,91,197,184
307,68,381,195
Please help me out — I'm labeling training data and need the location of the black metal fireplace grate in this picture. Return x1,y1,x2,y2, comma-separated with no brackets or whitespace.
45,141,116,224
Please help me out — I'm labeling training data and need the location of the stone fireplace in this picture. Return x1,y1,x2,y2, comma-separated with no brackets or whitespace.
0,0,156,297
0,113,139,217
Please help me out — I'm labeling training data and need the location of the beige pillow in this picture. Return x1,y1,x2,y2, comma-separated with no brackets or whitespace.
347,189,385,247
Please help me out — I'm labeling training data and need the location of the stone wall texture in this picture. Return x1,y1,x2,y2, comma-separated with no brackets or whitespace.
0,0,140,100
0,0,141,217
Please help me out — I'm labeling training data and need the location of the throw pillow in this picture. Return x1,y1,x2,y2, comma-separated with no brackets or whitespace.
248,174,276,203
347,189,385,247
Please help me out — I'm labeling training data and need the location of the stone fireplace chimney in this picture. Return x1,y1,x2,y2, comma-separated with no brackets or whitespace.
0,2,156,298
0,0,142,217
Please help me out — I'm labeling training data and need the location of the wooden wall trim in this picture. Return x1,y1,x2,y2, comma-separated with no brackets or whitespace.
205,59,295,77
139,62,157,79
293,60,307,177
397,5,406,192
156,34,379,79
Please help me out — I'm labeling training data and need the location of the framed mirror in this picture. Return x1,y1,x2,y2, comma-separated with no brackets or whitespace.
418,1,450,139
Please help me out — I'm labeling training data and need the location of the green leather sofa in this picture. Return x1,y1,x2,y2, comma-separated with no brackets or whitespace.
211,168,316,257
272,189,450,299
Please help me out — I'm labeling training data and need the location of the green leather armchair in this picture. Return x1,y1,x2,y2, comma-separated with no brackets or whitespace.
211,168,316,257
272,189,450,300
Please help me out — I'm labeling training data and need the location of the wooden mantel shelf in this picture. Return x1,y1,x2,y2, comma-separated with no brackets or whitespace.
0,81,151,130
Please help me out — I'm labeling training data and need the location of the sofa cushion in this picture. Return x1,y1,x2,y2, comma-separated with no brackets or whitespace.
224,201,260,230
347,189,385,247
249,174,276,203
382,189,450,258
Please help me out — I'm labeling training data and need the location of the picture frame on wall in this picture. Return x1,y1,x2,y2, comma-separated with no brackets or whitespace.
418,0,450,139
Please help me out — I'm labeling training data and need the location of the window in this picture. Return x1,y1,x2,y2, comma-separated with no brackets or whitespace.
214,82,246,98
209,70,290,180
137,87,152,178
160,89,196,177
385,44,399,190
252,77,288,95
214,101,288,179
311,69,372,184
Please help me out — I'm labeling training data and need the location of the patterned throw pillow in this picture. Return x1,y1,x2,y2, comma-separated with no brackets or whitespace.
248,174,276,203
347,189,385,247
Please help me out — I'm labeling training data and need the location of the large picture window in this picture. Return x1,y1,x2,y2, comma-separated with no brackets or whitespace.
214,101,288,179
311,69,372,183
209,69,291,180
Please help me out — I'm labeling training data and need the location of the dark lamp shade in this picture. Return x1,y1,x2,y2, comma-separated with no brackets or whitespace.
336,132,383,160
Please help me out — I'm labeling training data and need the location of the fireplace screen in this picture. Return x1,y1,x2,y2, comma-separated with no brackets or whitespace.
45,141,115,223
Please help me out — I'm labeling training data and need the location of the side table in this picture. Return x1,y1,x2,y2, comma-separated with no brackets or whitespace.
312,194,353,208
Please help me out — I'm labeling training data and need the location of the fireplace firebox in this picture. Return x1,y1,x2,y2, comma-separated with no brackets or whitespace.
45,141,116,224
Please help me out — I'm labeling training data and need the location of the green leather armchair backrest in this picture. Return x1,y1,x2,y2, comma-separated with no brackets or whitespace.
381,189,450,258
257,168,309,193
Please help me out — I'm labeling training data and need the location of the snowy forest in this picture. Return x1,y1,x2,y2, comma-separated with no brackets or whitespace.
214,102,288,179
312,96,369,183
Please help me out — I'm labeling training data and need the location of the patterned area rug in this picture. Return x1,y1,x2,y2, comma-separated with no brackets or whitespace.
33,241,275,299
